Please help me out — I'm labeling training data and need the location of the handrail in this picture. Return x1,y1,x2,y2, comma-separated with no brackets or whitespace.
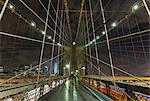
0,76,66,100
79,80,113,101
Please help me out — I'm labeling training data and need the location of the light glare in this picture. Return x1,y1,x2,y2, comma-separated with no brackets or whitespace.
73,42,76,45
42,31,45,35
57,43,61,46
9,4,14,9
111,22,117,27
102,31,105,35
132,5,139,11
66,64,70,68
81,67,86,69
31,22,35,27
48,36,51,39
96,36,100,39
92,39,96,42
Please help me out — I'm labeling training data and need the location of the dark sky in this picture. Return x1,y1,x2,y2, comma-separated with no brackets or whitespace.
0,0,149,75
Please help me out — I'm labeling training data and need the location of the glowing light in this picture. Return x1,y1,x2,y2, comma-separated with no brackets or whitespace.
52,39,55,42
57,43,61,46
9,4,14,9
48,36,51,39
42,31,45,35
111,22,117,27
90,41,93,44
102,31,105,35
76,70,79,73
92,39,96,42
66,64,70,68
81,67,86,69
132,4,139,11
96,36,100,39
31,22,36,27
73,41,76,45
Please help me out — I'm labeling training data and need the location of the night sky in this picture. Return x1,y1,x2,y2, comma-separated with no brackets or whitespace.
0,0,149,76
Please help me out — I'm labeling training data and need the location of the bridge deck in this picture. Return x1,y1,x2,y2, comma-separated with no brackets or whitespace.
39,80,99,101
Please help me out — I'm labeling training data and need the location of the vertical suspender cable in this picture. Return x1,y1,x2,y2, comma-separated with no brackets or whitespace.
84,16,89,74
134,14,148,63
75,0,85,42
116,27,123,65
36,0,51,100
38,0,69,43
85,9,92,75
88,0,100,74
49,0,60,76
64,0,72,43
99,0,115,85
58,1,64,75
37,0,51,82
127,18,138,67
121,25,130,65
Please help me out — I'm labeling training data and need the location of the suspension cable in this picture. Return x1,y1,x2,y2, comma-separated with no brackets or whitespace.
142,0,150,16
36,0,51,83
64,0,72,43
0,53,63,85
88,0,99,72
82,1,143,44
91,29,150,48
75,0,85,42
99,0,115,85
78,0,112,44
85,8,92,75
134,13,149,63
0,0,9,20
85,53,150,85
18,0,67,43
0,31,60,46
57,1,64,75
38,0,69,43
84,56,135,101
49,0,60,76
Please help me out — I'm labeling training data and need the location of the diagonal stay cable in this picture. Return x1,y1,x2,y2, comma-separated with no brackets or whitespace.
0,31,62,47
81,1,143,44
78,0,112,44
64,0,72,43
57,0,64,75
36,0,51,83
85,53,150,85
75,0,85,42
49,0,60,76
84,56,135,101
88,29,150,48
38,0,70,43
18,0,68,44
0,53,64,86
